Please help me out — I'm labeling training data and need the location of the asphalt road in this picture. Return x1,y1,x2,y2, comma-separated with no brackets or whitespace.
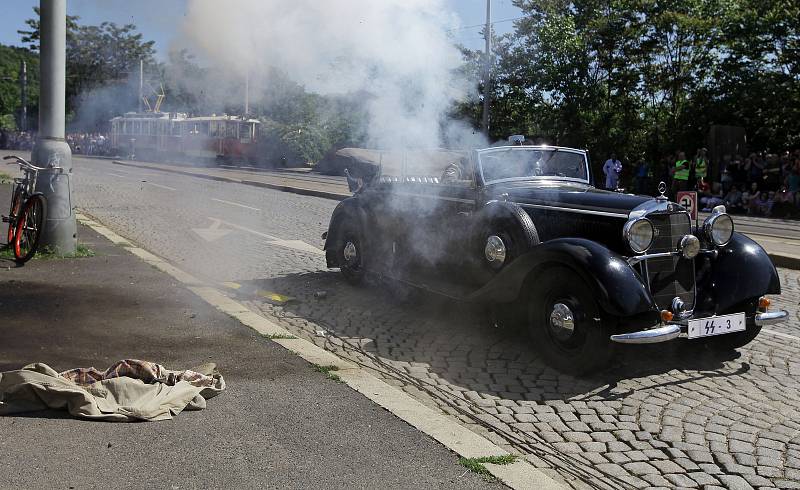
7,151,800,488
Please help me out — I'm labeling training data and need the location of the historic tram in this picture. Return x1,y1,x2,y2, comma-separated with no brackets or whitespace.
109,112,262,164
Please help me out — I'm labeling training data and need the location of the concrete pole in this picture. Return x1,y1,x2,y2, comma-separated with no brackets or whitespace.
31,0,76,254
138,58,143,113
19,60,27,132
481,0,491,136
244,72,249,116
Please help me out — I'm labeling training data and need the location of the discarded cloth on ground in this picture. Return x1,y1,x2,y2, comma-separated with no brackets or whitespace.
0,359,225,422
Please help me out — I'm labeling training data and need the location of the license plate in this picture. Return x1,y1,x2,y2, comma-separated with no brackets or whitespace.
687,312,746,339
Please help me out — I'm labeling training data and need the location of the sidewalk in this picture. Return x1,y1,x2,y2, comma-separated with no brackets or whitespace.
0,188,496,488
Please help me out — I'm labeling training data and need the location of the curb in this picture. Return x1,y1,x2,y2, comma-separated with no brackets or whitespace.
74,211,566,490
111,160,351,201
769,253,800,270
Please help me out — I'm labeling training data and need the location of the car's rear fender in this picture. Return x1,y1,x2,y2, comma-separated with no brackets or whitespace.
468,238,658,318
323,198,367,268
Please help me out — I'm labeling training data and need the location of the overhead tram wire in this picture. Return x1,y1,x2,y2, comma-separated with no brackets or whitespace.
445,16,526,33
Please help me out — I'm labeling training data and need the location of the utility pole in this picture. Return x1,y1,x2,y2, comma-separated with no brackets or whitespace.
31,0,76,254
482,0,492,136
244,72,249,116
19,60,27,132
138,58,144,113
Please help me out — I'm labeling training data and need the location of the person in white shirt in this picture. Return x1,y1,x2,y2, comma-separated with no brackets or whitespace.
603,154,622,190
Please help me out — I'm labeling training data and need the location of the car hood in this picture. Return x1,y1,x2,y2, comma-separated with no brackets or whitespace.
485,180,651,218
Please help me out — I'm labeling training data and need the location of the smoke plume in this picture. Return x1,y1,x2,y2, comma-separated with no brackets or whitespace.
175,0,482,150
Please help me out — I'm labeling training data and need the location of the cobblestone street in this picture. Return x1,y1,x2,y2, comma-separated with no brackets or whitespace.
233,267,800,489
69,156,800,489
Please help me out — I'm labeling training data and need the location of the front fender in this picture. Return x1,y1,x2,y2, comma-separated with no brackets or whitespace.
698,232,780,313
468,238,657,318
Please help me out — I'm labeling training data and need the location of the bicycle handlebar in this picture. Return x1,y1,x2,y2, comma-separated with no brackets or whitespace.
3,155,63,172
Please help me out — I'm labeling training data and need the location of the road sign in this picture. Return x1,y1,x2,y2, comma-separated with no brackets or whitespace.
677,191,698,220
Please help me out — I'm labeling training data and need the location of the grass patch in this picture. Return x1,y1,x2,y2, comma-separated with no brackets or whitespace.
263,332,297,340
458,455,518,476
0,172,12,184
36,244,96,259
312,364,343,383
0,243,96,261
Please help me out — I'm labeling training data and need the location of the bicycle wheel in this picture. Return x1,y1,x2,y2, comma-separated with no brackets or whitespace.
6,185,23,245
14,194,47,264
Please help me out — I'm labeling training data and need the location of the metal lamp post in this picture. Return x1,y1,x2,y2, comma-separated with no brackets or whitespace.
31,0,76,254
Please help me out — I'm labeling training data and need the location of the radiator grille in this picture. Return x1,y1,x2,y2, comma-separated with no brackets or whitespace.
644,212,695,310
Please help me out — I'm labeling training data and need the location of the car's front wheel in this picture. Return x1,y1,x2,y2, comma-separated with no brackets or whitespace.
337,220,367,285
527,266,614,375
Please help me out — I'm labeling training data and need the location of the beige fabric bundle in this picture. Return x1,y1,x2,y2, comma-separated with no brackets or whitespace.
0,361,225,422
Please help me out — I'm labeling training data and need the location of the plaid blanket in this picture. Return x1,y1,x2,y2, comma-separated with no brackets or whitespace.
59,359,214,388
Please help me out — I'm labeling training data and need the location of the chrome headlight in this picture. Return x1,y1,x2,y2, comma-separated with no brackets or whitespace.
623,218,655,253
679,235,700,259
703,212,734,247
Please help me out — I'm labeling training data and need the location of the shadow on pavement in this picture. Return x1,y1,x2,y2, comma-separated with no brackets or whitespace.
232,270,746,403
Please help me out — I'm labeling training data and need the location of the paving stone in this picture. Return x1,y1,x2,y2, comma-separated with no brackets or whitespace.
673,458,701,472
664,473,699,488
650,459,685,474
773,481,800,489
641,474,671,487
579,442,606,453
552,442,583,454
686,471,720,486
563,431,593,443
739,473,775,487
717,474,756,490
605,452,631,464
686,450,714,463
590,431,616,443
730,439,756,453
756,465,784,478
626,450,649,462
623,461,659,476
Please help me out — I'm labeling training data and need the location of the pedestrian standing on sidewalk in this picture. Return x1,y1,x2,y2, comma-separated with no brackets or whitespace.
603,153,622,191
672,151,690,195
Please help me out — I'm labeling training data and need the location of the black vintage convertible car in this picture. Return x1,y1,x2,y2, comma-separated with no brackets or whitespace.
322,145,789,374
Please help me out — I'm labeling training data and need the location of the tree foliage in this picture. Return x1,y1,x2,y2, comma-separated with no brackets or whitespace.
0,44,39,131
459,0,800,177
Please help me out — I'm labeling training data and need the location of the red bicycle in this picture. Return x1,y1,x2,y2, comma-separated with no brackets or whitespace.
2,155,56,263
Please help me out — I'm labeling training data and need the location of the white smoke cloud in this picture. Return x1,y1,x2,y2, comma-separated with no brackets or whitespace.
175,0,482,150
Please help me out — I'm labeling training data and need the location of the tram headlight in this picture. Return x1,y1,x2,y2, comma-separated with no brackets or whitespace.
623,218,655,254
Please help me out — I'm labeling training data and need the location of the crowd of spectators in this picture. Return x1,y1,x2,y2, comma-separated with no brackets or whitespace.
626,149,800,218
0,130,113,156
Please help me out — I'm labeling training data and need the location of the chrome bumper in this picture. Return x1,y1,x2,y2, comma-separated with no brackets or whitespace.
611,309,790,344
610,325,681,344
755,310,789,326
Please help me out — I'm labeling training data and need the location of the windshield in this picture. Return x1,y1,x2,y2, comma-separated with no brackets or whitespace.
478,147,589,184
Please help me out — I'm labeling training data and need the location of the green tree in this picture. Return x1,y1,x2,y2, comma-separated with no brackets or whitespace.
0,44,39,131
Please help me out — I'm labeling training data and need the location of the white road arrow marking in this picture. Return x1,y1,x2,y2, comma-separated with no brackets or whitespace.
211,198,260,211
192,218,233,242
209,217,324,256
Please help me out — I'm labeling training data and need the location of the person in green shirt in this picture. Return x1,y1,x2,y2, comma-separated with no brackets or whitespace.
693,148,708,187
672,150,690,194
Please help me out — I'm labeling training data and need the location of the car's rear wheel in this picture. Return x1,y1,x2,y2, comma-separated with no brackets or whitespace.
527,266,614,375
480,205,539,273
337,220,366,285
